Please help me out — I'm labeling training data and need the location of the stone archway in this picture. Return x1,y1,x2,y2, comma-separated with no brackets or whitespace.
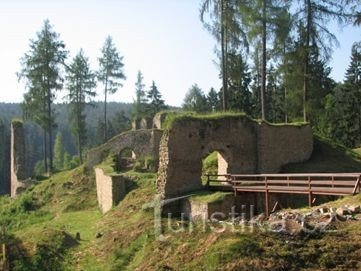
156,115,313,199
116,147,137,171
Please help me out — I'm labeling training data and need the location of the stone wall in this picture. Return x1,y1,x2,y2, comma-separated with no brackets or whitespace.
257,123,314,172
87,129,163,170
132,117,153,130
10,120,29,197
95,167,128,213
157,116,313,199
181,194,235,221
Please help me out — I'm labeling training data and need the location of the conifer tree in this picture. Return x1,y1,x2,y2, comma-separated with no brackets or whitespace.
66,49,96,164
183,84,208,112
18,19,68,173
98,36,126,142
147,81,165,116
295,0,358,121
134,70,147,118
207,88,221,112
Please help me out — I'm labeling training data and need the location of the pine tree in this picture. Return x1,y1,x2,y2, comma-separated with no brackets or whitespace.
134,70,147,118
63,152,71,170
200,0,249,111
325,42,361,147
227,52,252,115
239,0,292,120
183,84,208,112
111,110,131,135
147,81,165,116
53,132,65,170
207,88,221,112
18,19,68,174
98,36,126,142
295,0,357,121
66,49,96,164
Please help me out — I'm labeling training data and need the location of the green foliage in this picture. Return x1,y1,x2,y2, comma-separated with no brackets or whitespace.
11,118,23,127
66,49,97,164
18,19,68,173
63,152,71,170
206,87,221,112
98,35,126,142
134,70,147,118
163,111,249,129
0,193,50,231
146,81,166,117
182,84,209,112
34,160,46,177
12,230,77,271
70,155,81,169
202,151,218,176
53,132,65,171
320,42,361,148
111,233,148,271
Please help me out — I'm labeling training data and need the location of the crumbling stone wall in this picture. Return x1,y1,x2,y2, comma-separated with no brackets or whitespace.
182,194,235,221
87,129,163,169
132,117,153,130
10,120,29,197
157,116,313,199
95,167,128,213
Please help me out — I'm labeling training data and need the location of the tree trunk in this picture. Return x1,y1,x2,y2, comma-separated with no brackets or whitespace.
104,81,108,142
221,0,228,111
77,104,83,164
78,133,83,165
43,129,48,174
261,0,267,120
47,88,53,174
283,45,288,123
303,0,312,122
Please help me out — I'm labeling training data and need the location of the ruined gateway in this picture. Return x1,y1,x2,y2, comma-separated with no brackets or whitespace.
88,113,313,212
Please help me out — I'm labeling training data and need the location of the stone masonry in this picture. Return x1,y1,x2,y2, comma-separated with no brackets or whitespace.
87,129,163,170
10,120,29,197
95,167,128,213
157,116,313,199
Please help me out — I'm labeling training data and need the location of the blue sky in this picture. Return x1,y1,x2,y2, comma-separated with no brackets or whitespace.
0,0,360,106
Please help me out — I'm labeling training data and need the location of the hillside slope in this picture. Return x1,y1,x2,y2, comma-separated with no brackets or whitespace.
0,137,361,270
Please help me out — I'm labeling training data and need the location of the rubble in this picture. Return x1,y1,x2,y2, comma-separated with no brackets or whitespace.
245,204,361,235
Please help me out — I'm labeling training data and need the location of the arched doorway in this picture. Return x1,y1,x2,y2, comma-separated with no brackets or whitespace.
202,150,229,186
116,148,137,171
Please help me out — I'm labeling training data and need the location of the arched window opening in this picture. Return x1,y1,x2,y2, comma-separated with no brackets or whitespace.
116,148,136,171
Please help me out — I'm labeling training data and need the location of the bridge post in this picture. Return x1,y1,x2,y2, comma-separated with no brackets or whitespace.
308,176,312,207
265,176,269,217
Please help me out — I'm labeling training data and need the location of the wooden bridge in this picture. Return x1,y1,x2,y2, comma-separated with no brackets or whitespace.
205,173,361,216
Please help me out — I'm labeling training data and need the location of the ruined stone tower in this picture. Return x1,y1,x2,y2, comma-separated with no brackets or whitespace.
10,119,29,197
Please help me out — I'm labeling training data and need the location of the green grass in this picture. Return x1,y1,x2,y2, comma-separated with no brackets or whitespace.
190,191,232,204
353,147,361,156
162,111,308,129
2,134,361,270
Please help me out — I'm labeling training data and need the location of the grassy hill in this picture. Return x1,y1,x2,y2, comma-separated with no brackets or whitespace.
1,136,361,270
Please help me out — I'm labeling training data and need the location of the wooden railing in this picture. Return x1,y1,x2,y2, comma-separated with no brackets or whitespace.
204,174,232,191
204,173,361,216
